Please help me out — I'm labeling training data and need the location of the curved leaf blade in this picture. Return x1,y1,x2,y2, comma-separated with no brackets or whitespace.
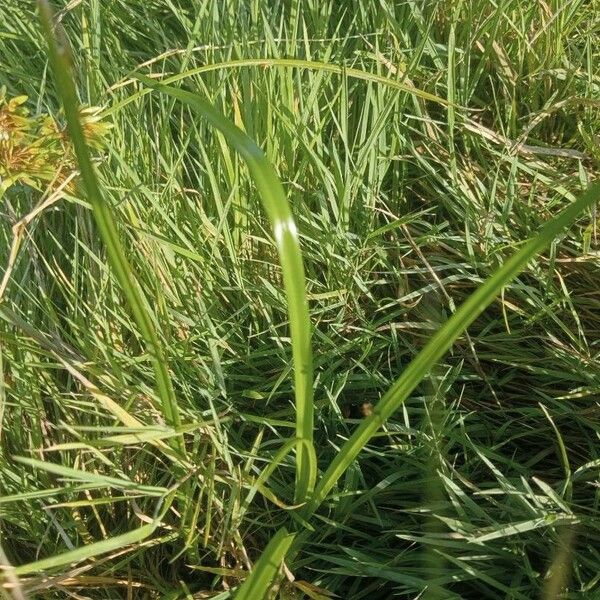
105,57,451,118
133,75,316,501
304,182,600,516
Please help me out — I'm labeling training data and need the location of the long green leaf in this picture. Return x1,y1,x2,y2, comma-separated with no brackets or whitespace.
13,524,156,575
303,182,600,517
133,75,316,502
105,58,450,118
37,1,183,453
13,456,168,495
234,528,295,600
11,487,176,577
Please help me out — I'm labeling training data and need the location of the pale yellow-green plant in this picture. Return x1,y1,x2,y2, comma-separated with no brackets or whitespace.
0,87,110,195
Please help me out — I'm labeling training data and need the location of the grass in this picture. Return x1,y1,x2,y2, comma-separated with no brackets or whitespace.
1,0,600,598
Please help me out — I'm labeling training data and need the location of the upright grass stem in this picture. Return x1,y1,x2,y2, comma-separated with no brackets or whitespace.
37,0,184,454
234,528,295,600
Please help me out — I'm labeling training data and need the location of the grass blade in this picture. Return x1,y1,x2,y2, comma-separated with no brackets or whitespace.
303,183,600,516
234,527,295,600
134,75,316,502
37,1,184,452
13,524,156,576
13,456,168,496
106,58,451,118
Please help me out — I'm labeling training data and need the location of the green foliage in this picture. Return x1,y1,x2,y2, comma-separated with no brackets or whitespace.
38,0,184,455
234,528,295,600
0,0,599,599
0,88,109,194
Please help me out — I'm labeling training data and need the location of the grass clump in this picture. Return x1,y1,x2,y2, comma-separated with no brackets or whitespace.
1,1,600,599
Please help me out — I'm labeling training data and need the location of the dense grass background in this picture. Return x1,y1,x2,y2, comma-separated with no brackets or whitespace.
1,0,600,598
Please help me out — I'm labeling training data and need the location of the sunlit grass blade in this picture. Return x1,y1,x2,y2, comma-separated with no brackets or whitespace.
13,456,168,495
12,523,156,576
11,488,175,576
303,183,600,517
36,0,184,453
106,58,451,118
234,527,295,600
133,74,316,502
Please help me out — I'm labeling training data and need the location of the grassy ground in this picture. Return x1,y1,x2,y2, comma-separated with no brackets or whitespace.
1,0,600,598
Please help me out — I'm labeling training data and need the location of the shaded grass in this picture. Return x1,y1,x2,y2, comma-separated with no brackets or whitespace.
1,0,600,598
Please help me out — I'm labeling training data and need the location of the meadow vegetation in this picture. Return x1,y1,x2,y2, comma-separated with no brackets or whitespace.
0,1,599,598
